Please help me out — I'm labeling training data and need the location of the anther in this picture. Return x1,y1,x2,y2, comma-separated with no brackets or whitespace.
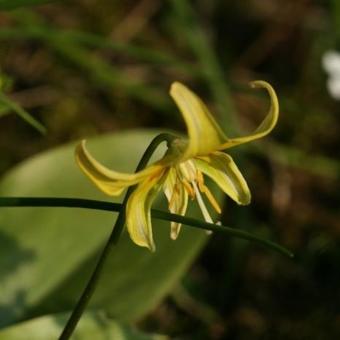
196,170,221,214
182,179,195,199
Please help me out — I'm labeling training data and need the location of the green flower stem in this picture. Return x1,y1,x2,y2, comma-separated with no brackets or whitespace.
0,197,293,258
57,133,175,340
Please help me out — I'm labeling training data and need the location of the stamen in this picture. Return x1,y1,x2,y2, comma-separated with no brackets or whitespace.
196,170,221,214
201,185,222,214
192,181,213,223
179,160,197,182
196,170,205,189
182,179,195,199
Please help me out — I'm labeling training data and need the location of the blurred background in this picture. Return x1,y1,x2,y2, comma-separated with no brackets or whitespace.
0,0,340,339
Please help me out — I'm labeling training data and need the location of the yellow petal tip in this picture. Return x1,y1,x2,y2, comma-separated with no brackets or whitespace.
249,80,270,89
170,231,178,240
240,196,251,206
169,81,186,97
249,81,278,106
170,80,184,88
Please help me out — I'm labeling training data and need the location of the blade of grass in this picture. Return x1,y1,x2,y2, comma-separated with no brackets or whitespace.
170,0,239,134
0,92,46,134
58,30,196,72
48,38,169,111
0,25,169,111
0,106,10,117
263,141,340,179
331,0,340,40
0,0,55,10
0,26,195,74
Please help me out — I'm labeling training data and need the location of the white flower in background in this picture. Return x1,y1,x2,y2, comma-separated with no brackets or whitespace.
322,50,340,100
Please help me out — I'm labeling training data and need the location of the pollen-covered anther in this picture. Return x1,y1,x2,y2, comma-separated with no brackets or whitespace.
179,160,198,199
182,179,195,199
196,170,222,214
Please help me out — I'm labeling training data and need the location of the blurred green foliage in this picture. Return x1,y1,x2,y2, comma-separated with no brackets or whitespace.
0,0,54,10
0,0,340,339
0,311,165,339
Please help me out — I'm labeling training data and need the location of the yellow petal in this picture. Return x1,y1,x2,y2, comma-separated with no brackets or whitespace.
170,82,227,159
163,167,188,240
75,140,163,196
194,152,251,205
126,169,167,251
219,80,279,149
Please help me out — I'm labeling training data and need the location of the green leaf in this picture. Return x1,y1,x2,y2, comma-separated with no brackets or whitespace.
0,130,221,327
0,0,55,10
0,311,165,339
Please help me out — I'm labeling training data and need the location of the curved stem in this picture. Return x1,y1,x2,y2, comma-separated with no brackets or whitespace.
58,133,175,340
0,197,294,258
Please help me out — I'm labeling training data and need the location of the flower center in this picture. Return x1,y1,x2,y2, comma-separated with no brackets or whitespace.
165,138,188,159
178,160,221,223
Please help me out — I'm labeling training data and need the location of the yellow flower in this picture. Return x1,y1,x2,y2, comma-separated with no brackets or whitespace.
75,80,279,251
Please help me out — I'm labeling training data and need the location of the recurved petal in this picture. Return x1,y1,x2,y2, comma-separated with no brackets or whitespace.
163,167,189,240
75,140,163,196
194,152,251,205
219,80,279,149
170,82,227,159
126,168,167,251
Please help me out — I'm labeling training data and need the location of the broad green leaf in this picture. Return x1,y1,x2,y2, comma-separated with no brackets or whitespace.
0,311,165,340
0,0,55,10
0,130,222,327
